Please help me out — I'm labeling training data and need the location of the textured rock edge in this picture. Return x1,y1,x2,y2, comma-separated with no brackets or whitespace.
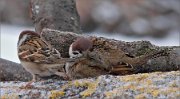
1,71,179,99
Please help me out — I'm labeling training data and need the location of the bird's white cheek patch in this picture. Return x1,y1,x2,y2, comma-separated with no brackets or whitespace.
18,35,28,47
69,44,83,58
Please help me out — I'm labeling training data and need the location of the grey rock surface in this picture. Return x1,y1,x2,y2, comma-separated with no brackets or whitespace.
0,58,31,81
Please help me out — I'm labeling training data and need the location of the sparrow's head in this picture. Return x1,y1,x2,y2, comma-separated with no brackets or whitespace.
69,37,93,58
18,30,40,47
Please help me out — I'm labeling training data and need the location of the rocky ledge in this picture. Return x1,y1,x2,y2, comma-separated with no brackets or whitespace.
1,71,179,99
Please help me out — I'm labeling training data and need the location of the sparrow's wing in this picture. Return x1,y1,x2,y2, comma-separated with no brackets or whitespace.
108,62,134,75
18,36,63,64
18,49,54,63
85,58,134,75
84,50,134,75
19,46,76,65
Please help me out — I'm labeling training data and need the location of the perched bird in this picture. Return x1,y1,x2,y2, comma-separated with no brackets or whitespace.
69,37,93,58
65,37,168,79
66,37,94,79
17,30,74,81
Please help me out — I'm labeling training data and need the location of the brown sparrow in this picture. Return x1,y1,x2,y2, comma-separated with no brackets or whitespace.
65,37,169,79
17,30,74,81
66,37,95,79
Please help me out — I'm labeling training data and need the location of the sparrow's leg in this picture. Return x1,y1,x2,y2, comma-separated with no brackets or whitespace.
32,74,36,81
23,74,37,88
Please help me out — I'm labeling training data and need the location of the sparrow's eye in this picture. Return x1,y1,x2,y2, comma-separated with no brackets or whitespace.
79,50,82,53
73,51,79,55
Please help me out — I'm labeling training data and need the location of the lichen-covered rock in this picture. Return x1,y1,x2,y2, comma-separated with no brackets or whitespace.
1,71,179,99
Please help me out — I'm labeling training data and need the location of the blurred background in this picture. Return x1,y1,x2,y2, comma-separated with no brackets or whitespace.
0,0,180,63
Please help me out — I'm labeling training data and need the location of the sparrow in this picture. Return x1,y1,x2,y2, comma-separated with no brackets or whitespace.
17,30,74,82
65,37,169,79
65,37,93,79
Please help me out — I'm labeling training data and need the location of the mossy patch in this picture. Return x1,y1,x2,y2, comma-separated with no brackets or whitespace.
73,80,99,97
49,90,65,99
135,94,146,99
1,93,19,99
57,79,99,98
120,73,149,82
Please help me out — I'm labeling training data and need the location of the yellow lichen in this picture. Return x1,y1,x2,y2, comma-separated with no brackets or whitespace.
151,89,160,97
49,90,65,99
57,79,99,98
145,88,161,98
1,94,8,99
123,84,136,90
80,81,98,97
74,81,82,87
1,94,19,99
71,79,99,98
146,79,152,85
105,91,115,97
104,89,121,98
120,76,135,82
136,73,149,81
73,80,89,87
135,94,146,99
136,87,145,93
61,81,72,90
120,73,149,82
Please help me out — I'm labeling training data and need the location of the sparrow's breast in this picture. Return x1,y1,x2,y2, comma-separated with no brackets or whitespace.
20,61,53,76
67,59,107,79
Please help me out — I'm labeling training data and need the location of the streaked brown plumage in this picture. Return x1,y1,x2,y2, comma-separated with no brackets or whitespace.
18,30,74,81
66,37,168,79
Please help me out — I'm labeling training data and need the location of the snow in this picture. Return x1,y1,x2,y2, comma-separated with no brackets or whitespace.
0,24,179,63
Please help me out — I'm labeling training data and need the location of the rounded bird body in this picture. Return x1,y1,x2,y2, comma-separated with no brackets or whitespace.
18,30,73,81
65,37,169,79
65,59,108,79
66,37,95,79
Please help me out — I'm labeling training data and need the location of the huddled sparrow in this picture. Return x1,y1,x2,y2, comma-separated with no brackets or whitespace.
65,37,168,79
17,30,74,81
66,37,96,79
66,37,132,79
